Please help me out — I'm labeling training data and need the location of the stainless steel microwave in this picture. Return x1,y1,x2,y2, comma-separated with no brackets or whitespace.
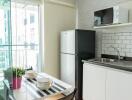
94,6,128,26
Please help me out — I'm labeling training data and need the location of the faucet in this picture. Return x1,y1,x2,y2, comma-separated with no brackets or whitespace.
110,45,121,61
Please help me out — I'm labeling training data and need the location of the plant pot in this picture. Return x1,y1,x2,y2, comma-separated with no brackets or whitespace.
12,77,22,89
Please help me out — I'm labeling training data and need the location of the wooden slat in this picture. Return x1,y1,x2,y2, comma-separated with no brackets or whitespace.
42,94,64,100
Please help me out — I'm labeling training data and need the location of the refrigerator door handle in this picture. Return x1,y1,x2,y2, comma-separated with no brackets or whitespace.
61,52,75,55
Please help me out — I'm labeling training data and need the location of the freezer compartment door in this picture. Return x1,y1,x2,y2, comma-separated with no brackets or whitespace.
61,30,75,54
60,53,75,87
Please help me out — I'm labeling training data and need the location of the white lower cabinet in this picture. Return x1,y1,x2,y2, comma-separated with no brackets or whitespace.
106,69,132,100
83,63,106,100
83,63,132,100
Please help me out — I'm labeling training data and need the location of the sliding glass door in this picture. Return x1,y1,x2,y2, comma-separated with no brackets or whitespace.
0,0,11,71
0,2,40,71
11,3,39,71
0,0,12,99
0,0,41,99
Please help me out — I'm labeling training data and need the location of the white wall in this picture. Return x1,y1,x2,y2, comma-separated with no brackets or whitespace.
42,0,76,78
77,0,132,57
60,0,75,5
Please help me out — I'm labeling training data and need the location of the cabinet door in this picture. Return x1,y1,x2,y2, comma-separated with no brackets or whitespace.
83,63,106,100
106,69,132,100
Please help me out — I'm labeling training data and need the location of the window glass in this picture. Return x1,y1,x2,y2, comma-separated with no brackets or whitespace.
0,2,40,71
11,3,39,71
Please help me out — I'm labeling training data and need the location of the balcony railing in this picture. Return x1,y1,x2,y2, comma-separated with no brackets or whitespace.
0,45,39,71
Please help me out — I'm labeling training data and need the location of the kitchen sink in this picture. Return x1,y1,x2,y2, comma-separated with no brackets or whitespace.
89,58,132,68
92,58,118,63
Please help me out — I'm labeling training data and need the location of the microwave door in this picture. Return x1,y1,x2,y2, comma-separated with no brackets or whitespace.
94,7,113,26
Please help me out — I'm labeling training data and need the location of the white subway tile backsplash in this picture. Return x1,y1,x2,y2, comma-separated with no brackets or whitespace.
115,40,122,44
118,44,126,48
130,50,132,53
126,45,132,49
123,40,130,44
108,48,115,52
119,36,125,40
103,36,111,40
104,44,112,48
122,32,131,36
112,36,118,39
102,32,132,57
126,53,132,57
120,52,125,56
109,40,115,43
102,40,107,44
112,44,119,48
123,48,131,52
125,36,132,40
129,40,132,44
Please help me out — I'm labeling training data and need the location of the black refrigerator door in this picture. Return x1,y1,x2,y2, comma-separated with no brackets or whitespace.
75,30,95,100
75,55,83,100
75,29,95,56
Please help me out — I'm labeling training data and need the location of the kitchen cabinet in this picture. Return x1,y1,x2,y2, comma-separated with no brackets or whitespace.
106,69,132,100
83,62,132,100
83,63,106,100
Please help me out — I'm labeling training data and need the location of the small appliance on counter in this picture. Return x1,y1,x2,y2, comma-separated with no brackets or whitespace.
60,29,95,100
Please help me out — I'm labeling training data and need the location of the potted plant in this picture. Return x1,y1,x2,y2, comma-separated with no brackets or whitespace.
4,67,25,89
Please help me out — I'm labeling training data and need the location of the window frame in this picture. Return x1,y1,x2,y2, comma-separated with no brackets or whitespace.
38,4,44,72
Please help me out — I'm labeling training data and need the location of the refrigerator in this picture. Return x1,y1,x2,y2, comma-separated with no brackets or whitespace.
60,29,95,100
